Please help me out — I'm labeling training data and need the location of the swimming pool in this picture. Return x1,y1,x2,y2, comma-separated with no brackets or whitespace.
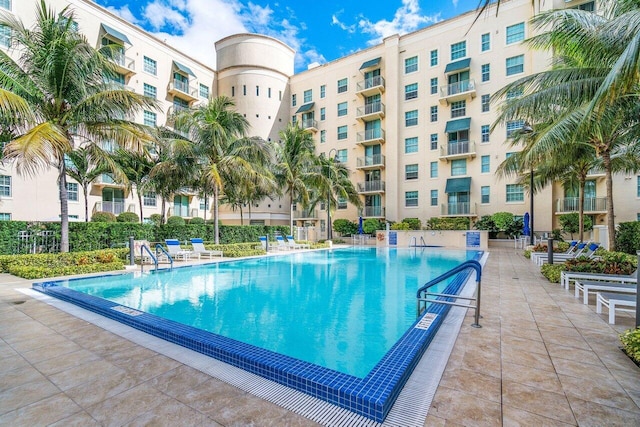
34,247,482,422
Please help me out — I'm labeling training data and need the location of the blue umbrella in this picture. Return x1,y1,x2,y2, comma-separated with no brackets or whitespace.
523,212,530,236
358,216,364,234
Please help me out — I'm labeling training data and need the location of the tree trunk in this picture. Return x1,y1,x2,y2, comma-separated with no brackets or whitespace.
578,177,586,243
58,162,70,252
602,151,616,250
240,205,243,225
213,185,220,244
161,198,166,224
83,183,89,222
137,191,144,223
203,194,208,221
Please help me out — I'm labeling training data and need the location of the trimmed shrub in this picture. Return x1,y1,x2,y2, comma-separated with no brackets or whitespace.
620,327,640,365
117,212,140,223
474,215,498,238
189,217,205,225
426,217,470,230
92,211,116,222
540,264,563,283
363,218,384,234
559,213,593,239
616,221,640,255
333,219,358,236
166,216,186,226
149,214,162,226
402,218,422,230
563,251,637,275
390,222,410,230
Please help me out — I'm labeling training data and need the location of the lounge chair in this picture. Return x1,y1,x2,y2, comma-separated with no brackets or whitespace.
165,239,196,261
286,235,310,249
574,280,636,305
257,236,269,251
531,240,579,265
536,242,599,266
275,235,291,251
561,269,637,290
596,292,637,324
190,238,223,259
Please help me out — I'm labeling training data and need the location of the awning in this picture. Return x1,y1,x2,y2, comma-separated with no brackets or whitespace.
444,58,471,73
359,57,381,70
445,177,471,193
445,117,471,133
173,61,196,77
296,102,314,113
101,24,131,45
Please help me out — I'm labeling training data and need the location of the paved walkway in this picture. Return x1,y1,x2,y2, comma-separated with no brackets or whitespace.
0,248,639,426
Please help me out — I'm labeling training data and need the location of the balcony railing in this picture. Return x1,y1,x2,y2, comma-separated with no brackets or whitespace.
356,76,385,95
302,118,318,131
440,79,476,98
111,52,136,74
356,102,385,119
97,199,126,215
293,209,319,219
356,154,385,169
361,206,385,218
357,180,385,193
440,141,476,160
441,202,477,216
356,128,385,144
556,197,608,213
167,207,199,218
168,79,198,100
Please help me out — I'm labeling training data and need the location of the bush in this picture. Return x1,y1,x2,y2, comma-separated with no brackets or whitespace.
166,216,186,226
333,219,358,235
390,222,410,230
616,221,640,254
92,211,116,222
363,218,384,234
149,214,162,226
491,212,523,239
474,215,498,238
620,327,640,365
563,251,637,275
540,264,563,283
189,217,205,225
117,212,140,223
426,217,470,230
402,218,422,230
559,213,593,239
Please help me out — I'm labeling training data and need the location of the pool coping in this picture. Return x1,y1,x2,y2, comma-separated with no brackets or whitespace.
32,249,483,422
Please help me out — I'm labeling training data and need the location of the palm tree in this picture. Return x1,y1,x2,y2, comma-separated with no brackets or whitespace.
274,123,317,232
0,1,156,251
112,148,156,223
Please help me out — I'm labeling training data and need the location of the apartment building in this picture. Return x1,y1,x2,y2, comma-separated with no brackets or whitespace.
2,0,639,239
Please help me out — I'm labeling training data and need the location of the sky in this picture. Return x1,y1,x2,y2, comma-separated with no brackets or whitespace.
94,0,483,72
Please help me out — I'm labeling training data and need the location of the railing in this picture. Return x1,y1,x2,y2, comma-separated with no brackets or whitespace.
111,52,135,71
302,118,318,129
356,76,385,92
409,236,427,247
139,244,158,272
556,197,608,213
441,202,476,216
169,79,197,97
357,180,385,193
441,140,475,157
416,259,482,328
440,79,476,98
361,206,385,217
155,243,173,271
94,199,126,215
293,209,318,219
356,128,385,143
356,154,385,168
356,102,385,117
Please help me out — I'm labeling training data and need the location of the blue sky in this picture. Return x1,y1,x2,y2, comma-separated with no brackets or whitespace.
95,0,482,71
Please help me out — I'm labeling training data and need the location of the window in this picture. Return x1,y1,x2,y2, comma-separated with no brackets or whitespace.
405,83,418,100
405,191,418,207
481,186,490,204
337,102,348,116
451,159,467,176
336,149,348,163
451,100,466,118
268,88,271,98
481,94,490,112
320,130,326,143
481,33,490,51
430,190,438,206
506,22,525,44
405,164,418,180
576,1,595,12
430,49,438,66
337,125,348,140
337,78,348,93
0,0,11,10
199,84,209,99
481,64,490,82
143,110,156,127
405,56,418,73
506,184,524,202
506,152,516,159
506,55,524,76
405,137,418,154
638,176,640,197
199,198,209,210
0,24,10,48
506,120,525,137
450,41,466,60
292,94,297,107
144,192,157,207
143,56,157,75
304,89,312,103
430,77,438,95
481,155,490,173
481,125,490,143
320,107,326,121
143,83,156,99
231,86,235,97
430,162,438,178
430,105,438,122
292,116,296,124
0,213,10,220
337,196,347,209
405,110,418,127
243,85,247,95
66,182,78,201
430,134,438,150
506,88,523,99
0,175,10,197
320,85,326,98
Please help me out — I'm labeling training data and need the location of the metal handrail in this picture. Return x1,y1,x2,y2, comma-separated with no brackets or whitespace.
140,244,158,272
410,237,417,247
416,259,482,328
155,244,173,271
420,236,427,246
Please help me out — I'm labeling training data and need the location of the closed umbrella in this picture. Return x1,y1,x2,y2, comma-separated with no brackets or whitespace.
358,216,364,234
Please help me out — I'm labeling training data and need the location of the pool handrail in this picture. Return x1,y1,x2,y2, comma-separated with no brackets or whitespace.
154,243,173,271
416,259,482,328
420,236,427,246
409,236,429,247
139,244,158,272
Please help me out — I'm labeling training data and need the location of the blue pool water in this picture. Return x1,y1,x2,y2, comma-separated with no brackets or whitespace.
52,247,478,378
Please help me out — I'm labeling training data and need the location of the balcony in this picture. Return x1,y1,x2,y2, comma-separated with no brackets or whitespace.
356,102,385,121
167,79,198,102
440,202,477,217
356,76,385,97
439,79,476,105
439,141,476,161
356,154,385,170
587,168,606,180
556,197,608,214
357,180,386,194
110,52,136,76
92,174,124,191
302,118,318,132
360,206,385,218
293,209,319,220
356,128,385,146
167,207,199,218
92,199,133,215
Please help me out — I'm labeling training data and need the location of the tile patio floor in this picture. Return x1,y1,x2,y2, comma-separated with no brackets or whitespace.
0,247,639,426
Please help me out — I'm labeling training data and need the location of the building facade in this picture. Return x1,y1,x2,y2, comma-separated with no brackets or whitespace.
2,0,639,239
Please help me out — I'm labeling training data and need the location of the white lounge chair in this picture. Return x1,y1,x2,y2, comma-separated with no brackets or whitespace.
596,292,637,324
561,269,636,290
574,280,637,305
190,238,223,259
286,235,310,249
536,243,600,266
275,235,291,251
165,239,196,261
531,241,579,265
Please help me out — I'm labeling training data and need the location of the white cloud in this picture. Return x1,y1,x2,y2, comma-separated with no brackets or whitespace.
105,5,137,24
331,11,356,33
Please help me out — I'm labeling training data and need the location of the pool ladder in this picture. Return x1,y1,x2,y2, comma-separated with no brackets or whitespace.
139,244,173,272
416,260,482,328
409,236,427,247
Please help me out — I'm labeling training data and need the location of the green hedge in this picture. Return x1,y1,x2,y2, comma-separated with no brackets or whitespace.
620,327,640,365
540,264,563,283
425,217,471,230
616,221,640,254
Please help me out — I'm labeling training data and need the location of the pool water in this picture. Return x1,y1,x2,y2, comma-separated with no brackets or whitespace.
57,247,479,377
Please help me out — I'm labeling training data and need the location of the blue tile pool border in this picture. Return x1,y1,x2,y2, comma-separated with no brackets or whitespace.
33,250,482,422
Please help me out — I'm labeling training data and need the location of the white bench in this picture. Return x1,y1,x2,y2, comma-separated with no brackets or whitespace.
596,292,637,324
574,280,636,305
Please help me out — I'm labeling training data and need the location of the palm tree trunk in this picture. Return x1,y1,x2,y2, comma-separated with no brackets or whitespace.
137,191,144,223
602,151,616,250
58,162,70,252
83,183,89,222
161,198,166,224
203,194,208,221
240,205,243,225
578,178,586,242
213,185,220,244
